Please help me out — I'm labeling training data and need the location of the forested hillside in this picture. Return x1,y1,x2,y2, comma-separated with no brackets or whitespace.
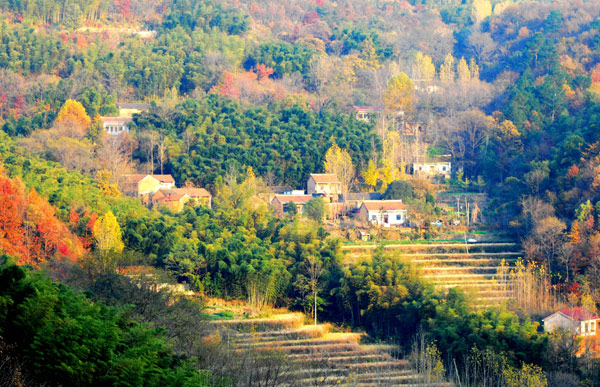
3,0,600,386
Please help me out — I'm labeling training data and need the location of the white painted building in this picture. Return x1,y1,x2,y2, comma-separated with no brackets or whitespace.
543,307,600,337
411,162,451,179
101,117,132,136
359,200,407,227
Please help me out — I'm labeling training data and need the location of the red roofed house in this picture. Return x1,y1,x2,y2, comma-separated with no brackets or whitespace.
101,117,132,136
152,191,190,212
543,307,600,356
152,187,212,210
120,174,176,197
359,200,407,227
307,174,342,199
270,195,314,215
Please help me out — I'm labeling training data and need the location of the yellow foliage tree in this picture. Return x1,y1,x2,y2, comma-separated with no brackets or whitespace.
56,99,91,129
383,73,414,114
470,57,480,81
93,211,124,254
324,143,355,193
358,38,381,71
362,160,379,189
439,53,455,83
414,52,436,81
472,0,492,24
457,57,471,83
96,170,121,197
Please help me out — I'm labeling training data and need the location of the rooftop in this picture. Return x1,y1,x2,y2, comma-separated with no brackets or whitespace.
122,174,175,184
361,200,406,211
100,116,133,123
558,307,600,321
352,105,382,112
117,103,151,109
273,194,314,204
310,173,341,184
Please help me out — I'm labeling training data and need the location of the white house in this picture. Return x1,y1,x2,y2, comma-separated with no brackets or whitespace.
101,117,132,136
543,307,600,337
352,106,382,122
410,162,451,179
359,200,407,227
307,174,342,199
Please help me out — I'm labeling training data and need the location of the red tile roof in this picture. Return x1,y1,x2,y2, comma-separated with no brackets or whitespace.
273,195,314,204
121,174,175,184
559,307,600,321
100,116,133,123
361,200,405,211
352,105,382,112
178,187,211,197
310,174,341,184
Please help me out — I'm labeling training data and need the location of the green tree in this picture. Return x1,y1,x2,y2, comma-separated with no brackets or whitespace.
304,197,325,222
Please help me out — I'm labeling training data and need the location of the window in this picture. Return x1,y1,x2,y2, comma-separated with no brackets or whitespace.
371,215,377,221
442,167,446,171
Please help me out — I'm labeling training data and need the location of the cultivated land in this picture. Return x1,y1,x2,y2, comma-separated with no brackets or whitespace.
210,313,452,387
342,238,523,307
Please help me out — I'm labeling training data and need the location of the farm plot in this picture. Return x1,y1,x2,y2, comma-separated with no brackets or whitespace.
342,241,523,306
211,316,452,386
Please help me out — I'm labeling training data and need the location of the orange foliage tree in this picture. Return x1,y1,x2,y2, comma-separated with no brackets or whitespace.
0,171,83,266
56,99,91,129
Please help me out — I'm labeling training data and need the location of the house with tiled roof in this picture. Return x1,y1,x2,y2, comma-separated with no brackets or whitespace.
359,200,407,227
270,194,314,215
152,187,211,210
100,116,132,136
117,103,151,117
352,105,382,122
153,191,190,212
543,307,600,356
120,174,176,197
307,174,342,199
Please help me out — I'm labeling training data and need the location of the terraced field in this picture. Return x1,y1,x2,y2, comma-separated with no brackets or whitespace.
211,314,451,386
342,241,523,307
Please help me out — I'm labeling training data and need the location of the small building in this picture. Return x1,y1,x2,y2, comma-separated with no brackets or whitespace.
543,307,600,356
342,192,383,210
152,187,211,209
410,162,451,179
352,106,382,122
117,103,151,117
121,174,176,197
307,174,342,200
269,186,295,195
153,191,190,212
359,200,407,227
270,194,314,215
543,307,600,337
101,117,132,136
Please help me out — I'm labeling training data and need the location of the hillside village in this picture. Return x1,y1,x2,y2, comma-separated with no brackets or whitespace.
5,0,600,386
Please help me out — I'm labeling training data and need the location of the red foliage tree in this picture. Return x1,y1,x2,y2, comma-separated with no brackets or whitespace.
255,64,274,81
0,172,83,266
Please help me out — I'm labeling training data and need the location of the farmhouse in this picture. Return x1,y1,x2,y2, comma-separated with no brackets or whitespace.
307,174,342,199
271,194,314,215
359,200,407,227
352,106,382,122
342,192,383,210
121,174,176,197
543,307,600,356
117,103,151,117
410,161,451,179
152,187,212,210
101,117,132,136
